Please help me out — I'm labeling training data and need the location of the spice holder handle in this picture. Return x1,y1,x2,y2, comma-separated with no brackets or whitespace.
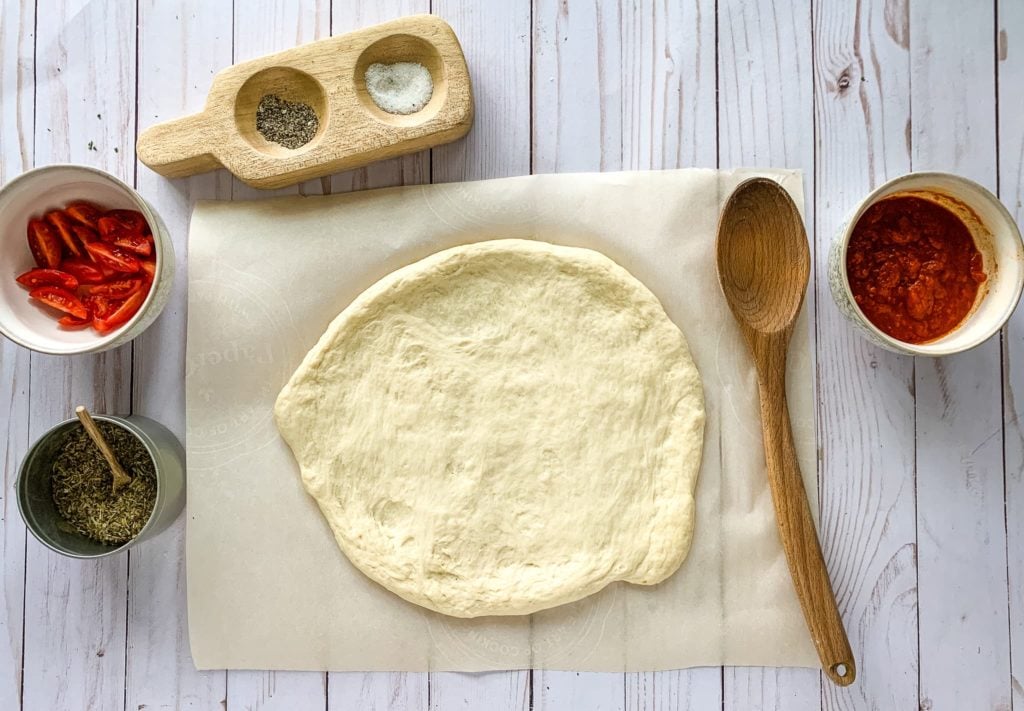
137,112,223,179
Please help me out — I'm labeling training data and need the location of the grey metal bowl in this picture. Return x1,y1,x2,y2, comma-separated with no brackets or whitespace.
16,414,185,558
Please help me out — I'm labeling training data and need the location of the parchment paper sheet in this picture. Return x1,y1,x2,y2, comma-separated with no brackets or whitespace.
185,169,820,672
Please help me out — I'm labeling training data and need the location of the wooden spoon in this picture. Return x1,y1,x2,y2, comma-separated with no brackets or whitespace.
716,177,856,686
76,406,133,495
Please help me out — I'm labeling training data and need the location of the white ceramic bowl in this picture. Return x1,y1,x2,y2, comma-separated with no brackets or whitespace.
0,165,173,354
828,172,1024,356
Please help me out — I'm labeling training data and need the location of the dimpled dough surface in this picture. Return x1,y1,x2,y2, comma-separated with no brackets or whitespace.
274,239,706,617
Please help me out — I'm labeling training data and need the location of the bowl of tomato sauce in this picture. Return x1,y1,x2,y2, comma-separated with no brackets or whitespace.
0,165,173,354
829,172,1024,355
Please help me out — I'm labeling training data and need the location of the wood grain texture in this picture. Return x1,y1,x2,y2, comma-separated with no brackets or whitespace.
724,668,820,711
624,670,723,711
137,15,472,189
128,2,233,710
716,0,823,704
429,671,530,711
534,671,623,711
910,2,1011,710
328,0,432,197
21,2,136,709
425,0,531,708
3,1,1022,709
230,0,331,202
1000,1,1024,707
224,2,330,707
531,0,721,704
325,2,430,707
531,1,625,704
813,0,919,709
431,0,531,182
0,3,33,708
718,178,854,687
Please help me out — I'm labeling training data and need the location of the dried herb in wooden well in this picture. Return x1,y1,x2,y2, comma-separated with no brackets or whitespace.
255,94,319,149
51,422,157,546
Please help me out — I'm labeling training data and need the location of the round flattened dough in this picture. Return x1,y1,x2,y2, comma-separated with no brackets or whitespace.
274,239,706,617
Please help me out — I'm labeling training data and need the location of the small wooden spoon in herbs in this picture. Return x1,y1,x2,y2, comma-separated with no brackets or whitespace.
50,408,157,546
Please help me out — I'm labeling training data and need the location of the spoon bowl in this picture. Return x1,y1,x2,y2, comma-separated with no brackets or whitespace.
717,177,810,335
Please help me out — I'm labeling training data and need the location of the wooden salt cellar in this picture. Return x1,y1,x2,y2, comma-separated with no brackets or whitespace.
136,15,473,189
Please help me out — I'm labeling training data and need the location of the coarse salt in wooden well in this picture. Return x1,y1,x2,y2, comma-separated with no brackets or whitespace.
364,62,434,114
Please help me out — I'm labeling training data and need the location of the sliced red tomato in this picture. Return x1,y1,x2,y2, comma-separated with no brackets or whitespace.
93,290,144,334
58,314,93,329
82,294,115,319
97,215,131,243
27,219,63,268
15,268,79,290
112,232,152,256
84,241,140,273
65,201,103,230
45,210,83,258
28,286,88,319
71,224,100,246
81,278,143,299
60,259,111,284
104,209,148,235
138,259,156,281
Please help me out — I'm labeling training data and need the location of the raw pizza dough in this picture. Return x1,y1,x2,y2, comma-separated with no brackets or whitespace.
274,239,706,617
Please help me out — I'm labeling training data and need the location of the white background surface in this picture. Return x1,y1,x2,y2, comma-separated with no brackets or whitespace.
0,0,1019,709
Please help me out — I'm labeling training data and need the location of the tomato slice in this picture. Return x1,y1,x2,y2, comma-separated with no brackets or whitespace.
93,290,144,334
112,232,152,256
60,259,111,284
58,314,93,329
16,268,79,290
84,241,140,273
28,219,63,268
82,294,115,319
138,259,156,281
65,201,103,230
71,224,100,246
29,286,88,319
81,278,143,299
97,215,131,243
104,209,148,235
45,210,84,258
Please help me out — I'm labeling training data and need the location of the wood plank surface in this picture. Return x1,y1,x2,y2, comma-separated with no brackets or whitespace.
328,0,431,197
812,1,919,710
425,0,532,708
531,1,625,706
21,2,136,710
325,2,430,707
228,0,330,202
128,1,233,709
532,0,719,706
1000,1,1024,707
716,0,820,705
910,2,1011,710
224,2,330,708
0,3,33,708
2,1,1022,709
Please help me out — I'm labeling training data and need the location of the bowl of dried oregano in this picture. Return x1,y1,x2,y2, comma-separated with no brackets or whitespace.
16,413,185,558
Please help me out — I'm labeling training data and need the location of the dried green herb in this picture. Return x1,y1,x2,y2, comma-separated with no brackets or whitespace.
51,422,157,546
255,94,319,149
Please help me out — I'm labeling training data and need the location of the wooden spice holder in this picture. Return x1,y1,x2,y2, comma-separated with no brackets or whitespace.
137,15,473,189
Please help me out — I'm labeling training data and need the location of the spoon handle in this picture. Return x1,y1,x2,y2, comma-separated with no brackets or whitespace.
755,341,856,687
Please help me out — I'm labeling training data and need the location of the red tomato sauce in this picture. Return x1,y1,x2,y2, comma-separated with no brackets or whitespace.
846,195,986,344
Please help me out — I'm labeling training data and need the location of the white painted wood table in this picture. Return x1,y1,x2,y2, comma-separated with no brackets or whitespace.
0,0,1020,709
